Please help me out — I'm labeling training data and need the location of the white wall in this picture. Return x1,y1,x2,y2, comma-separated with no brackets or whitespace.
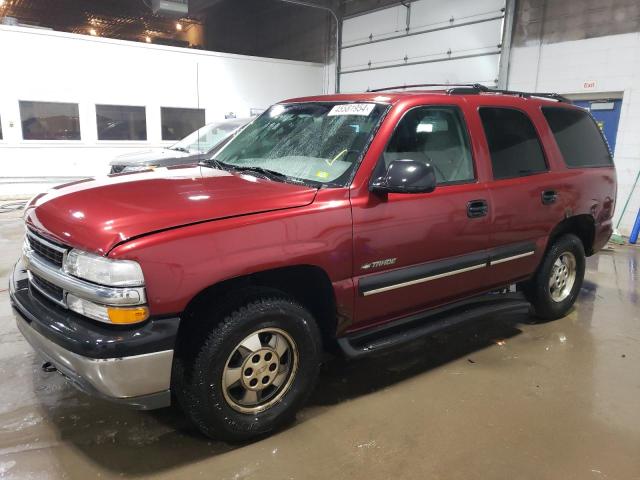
0,25,326,189
340,0,505,92
508,32,640,235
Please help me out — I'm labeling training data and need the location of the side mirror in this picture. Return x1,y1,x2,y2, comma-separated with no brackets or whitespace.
371,159,437,194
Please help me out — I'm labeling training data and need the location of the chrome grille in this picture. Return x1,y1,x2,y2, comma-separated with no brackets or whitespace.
27,230,68,268
30,272,64,304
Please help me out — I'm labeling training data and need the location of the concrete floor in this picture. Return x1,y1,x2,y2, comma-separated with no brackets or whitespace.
1,209,639,480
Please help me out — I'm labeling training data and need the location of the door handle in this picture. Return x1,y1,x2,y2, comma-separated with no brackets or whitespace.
542,190,558,205
467,199,488,218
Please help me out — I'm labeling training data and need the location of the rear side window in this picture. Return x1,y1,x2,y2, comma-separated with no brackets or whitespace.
541,107,612,167
479,107,547,180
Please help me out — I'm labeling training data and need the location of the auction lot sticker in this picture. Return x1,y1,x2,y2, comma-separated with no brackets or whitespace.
328,103,376,116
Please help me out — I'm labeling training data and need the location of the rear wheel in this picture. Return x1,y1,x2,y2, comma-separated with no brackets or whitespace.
176,292,322,442
524,234,585,320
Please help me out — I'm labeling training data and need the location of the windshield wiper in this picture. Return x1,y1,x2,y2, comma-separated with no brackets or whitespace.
170,146,191,153
200,159,323,188
229,165,289,182
199,157,229,170
198,159,285,181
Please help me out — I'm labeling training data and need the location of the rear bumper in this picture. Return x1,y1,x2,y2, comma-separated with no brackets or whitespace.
9,259,180,409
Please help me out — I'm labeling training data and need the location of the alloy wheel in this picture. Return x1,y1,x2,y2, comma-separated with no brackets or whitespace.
222,328,298,414
549,251,577,302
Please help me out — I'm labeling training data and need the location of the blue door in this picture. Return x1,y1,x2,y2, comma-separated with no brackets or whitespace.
572,99,622,154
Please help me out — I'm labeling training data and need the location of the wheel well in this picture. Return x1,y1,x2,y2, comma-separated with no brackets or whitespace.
547,215,596,256
179,265,338,351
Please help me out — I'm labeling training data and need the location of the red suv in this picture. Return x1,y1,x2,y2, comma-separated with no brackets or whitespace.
10,85,616,441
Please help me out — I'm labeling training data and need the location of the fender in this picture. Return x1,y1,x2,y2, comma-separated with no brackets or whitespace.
108,188,355,319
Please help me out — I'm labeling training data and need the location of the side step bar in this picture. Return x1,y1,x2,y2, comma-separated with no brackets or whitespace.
338,293,531,359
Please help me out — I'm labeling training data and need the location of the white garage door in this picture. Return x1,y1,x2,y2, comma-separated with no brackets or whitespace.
340,0,506,92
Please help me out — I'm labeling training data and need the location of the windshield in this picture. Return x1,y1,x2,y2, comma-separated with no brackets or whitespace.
171,120,245,154
213,102,388,186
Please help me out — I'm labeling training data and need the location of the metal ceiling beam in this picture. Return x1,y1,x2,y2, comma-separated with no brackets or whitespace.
497,0,516,89
343,0,417,20
273,0,341,93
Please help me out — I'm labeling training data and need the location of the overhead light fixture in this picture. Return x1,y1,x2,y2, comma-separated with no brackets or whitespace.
89,28,97,36
175,22,182,31
145,35,152,43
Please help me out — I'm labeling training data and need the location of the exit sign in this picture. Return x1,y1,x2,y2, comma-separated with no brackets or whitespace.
583,80,597,90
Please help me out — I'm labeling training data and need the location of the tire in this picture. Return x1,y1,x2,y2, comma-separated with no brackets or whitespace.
176,291,322,442
523,234,586,320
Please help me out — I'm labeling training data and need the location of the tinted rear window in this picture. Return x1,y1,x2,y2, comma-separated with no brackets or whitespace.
542,107,613,167
479,107,547,180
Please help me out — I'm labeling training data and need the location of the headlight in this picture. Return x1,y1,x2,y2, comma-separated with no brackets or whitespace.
67,294,149,324
63,249,145,287
122,165,154,173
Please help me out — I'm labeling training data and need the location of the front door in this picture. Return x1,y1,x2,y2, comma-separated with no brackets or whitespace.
351,105,491,330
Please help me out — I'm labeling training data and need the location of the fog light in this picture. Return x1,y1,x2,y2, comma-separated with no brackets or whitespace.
67,294,149,325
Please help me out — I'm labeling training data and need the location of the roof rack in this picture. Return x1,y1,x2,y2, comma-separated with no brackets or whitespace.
367,83,489,93
476,88,570,103
367,83,570,103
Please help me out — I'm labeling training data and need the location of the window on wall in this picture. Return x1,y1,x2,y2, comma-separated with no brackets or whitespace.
382,106,475,184
20,101,81,140
541,107,613,168
96,105,147,141
161,107,205,141
479,107,547,180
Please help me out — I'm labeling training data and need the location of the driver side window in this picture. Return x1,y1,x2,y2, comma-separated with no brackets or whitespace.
383,106,475,184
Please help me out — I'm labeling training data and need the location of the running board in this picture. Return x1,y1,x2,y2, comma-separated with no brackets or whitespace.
338,293,531,359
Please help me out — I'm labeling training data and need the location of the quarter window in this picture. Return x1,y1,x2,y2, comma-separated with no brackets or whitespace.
96,105,147,141
161,107,205,141
541,106,612,167
0,115,3,140
382,106,475,184
20,101,81,140
479,107,547,179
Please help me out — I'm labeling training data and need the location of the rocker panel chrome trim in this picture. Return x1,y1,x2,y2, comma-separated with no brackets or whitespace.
362,263,487,296
489,251,535,266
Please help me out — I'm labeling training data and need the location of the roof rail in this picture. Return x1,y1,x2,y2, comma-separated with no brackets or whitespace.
367,83,490,93
367,83,569,103
470,88,570,103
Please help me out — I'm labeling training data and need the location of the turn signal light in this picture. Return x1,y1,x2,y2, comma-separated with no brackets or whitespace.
107,306,150,324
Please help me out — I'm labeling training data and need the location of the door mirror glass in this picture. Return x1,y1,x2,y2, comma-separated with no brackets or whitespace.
371,159,436,194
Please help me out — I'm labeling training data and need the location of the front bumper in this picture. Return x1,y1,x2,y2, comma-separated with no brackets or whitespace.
9,259,180,410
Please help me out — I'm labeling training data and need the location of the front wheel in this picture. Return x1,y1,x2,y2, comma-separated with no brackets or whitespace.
177,293,322,442
523,234,586,320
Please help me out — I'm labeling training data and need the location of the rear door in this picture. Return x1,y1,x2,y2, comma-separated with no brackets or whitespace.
351,103,492,330
476,104,565,286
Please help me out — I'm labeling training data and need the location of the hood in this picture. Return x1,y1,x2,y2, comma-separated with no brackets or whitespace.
25,166,318,255
110,148,191,167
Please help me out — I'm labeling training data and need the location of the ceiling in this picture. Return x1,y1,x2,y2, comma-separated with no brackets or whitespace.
0,0,402,53
0,0,202,45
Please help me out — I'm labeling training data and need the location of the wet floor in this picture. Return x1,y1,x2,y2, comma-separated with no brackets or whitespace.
1,209,639,479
